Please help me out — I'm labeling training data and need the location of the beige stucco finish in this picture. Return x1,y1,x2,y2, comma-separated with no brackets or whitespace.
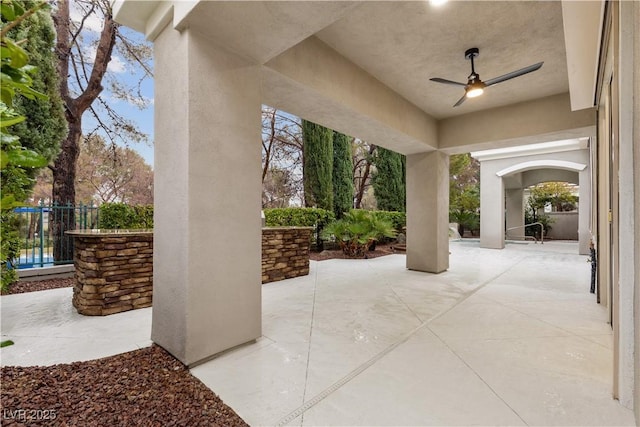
152,25,262,366
617,0,639,413
438,94,595,154
406,151,449,273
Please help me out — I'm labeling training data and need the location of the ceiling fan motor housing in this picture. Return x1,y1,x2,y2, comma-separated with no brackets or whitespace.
464,47,480,61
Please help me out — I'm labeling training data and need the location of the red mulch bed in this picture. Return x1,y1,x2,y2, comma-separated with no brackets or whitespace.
1,278,74,295
2,282,247,425
0,345,248,426
309,243,403,261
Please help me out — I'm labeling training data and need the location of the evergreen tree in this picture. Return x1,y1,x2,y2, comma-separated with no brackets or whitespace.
332,131,354,218
449,153,480,236
10,0,67,172
1,1,52,290
302,120,333,210
372,147,406,212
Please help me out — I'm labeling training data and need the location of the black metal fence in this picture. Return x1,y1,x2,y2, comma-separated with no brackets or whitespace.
12,203,99,268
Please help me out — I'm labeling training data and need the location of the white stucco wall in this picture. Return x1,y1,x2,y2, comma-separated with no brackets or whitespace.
546,212,579,240
617,0,638,411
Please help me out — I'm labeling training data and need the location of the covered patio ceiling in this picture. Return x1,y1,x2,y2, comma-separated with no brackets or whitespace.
115,0,601,155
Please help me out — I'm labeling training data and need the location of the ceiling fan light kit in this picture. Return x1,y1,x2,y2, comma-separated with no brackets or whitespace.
430,47,544,107
465,82,485,98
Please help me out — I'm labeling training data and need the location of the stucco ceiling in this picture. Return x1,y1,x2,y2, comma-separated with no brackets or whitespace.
113,0,591,152
177,1,569,120
315,1,569,119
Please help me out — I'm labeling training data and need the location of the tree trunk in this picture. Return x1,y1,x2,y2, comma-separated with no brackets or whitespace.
354,144,376,209
27,213,37,240
51,0,117,262
51,119,81,262
262,108,277,183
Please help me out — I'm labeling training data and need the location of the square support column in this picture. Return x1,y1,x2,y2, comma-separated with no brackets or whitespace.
152,26,262,366
480,164,505,249
578,168,591,255
406,151,449,273
505,188,524,239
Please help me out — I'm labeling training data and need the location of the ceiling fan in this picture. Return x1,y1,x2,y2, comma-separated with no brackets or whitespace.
430,47,543,107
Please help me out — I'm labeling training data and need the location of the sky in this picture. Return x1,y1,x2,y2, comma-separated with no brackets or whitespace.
72,5,155,167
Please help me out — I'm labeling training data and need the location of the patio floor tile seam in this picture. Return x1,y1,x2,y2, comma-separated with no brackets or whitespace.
299,257,320,427
274,317,429,426
481,294,608,341
386,282,427,324
573,334,614,350
274,256,528,426
424,324,530,426
421,256,526,325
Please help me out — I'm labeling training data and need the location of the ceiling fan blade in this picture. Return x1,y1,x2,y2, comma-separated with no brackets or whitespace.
484,62,544,87
430,77,467,87
453,94,467,107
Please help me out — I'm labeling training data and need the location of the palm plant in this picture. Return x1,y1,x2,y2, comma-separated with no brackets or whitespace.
322,210,397,258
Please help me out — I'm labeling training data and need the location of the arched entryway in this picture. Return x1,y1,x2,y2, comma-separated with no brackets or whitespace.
472,139,591,255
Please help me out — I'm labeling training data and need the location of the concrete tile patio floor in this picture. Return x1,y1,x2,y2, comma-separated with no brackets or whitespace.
1,241,635,426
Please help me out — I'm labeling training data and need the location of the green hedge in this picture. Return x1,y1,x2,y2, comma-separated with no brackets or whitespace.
372,210,406,232
96,205,400,235
264,208,335,228
98,203,153,229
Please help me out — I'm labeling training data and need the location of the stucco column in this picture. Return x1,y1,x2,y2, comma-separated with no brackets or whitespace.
406,151,449,273
618,0,639,410
505,188,524,240
578,168,591,255
152,26,262,366
480,163,505,249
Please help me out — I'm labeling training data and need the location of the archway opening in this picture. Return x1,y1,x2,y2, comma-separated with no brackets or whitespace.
523,181,579,242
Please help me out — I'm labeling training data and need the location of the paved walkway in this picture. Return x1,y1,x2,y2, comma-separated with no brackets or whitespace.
1,241,635,426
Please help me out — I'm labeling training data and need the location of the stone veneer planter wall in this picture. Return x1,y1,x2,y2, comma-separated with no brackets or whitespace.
67,230,153,316
262,227,313,284
67,227,312,315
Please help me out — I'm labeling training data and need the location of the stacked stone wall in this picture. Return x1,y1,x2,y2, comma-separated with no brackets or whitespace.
70,232,153,316
262,227,313,284
69,227,311,315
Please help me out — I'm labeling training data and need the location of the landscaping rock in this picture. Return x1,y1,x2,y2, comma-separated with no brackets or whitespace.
1,278,74,295
0,345,247,426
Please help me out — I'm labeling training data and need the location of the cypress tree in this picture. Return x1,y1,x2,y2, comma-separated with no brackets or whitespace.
302,120,333,210
11,1,67,171
332,131,354,218
372,147,406,212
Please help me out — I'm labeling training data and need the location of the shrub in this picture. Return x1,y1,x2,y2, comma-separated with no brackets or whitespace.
322,210,397,258
263,208,334,228
264,207,335,252
524,210,553,239
1,212,20,291
132,205,154,229
98,203,153,229
450,209,480,236
372,210,406,232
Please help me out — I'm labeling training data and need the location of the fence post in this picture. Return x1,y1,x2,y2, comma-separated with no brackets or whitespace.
39,201,45,267
29,209,35,265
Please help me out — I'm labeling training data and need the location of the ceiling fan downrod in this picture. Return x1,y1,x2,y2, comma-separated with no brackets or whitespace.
465,47,480,79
